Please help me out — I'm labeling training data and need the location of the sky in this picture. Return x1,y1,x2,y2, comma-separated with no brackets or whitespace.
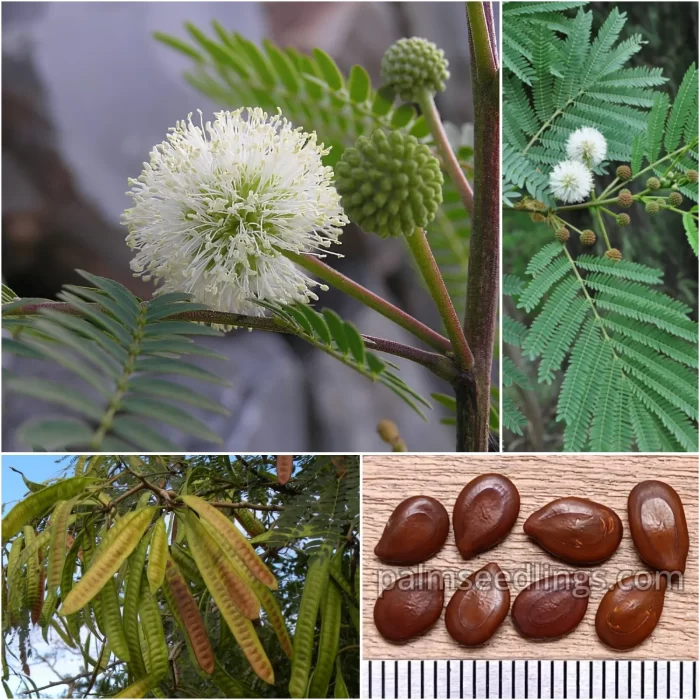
1,455,73,510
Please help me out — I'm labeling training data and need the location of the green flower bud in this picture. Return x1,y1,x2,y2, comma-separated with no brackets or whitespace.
605,248,622,262
668,191,683,207
687,169,698,184
647,177,661,190
334,129,443,237
616,213,631,227
381,37,449,102
555,227,570,243
617,189,633,208
645,201,660,215
580,229,596,246
530,212,546,223
616,165,632,180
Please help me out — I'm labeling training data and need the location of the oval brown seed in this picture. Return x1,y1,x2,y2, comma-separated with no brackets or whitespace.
374,571,444,643
628,480,689,574
453,474,520,560
523,497,623,565
445,562,510,646
374,496,449,565
511,572,590,639
595,574,667,650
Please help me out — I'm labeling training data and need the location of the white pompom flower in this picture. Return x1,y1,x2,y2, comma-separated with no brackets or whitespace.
123,108,349,315
549,159,594,204
566,127,607,167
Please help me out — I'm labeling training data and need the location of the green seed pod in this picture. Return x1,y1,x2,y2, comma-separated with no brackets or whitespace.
328,548,353,598
617,189,633,208
334,129,444,238
60,533,84,646
124,535,151,680
100,577,131,662
380,37,449,101
47,499,78,593
234,509,266,538
580,229,596,246
615,213,631,227
645,201,660,215
2,477,94,544
138,580,169,680
147,517,168,594
335,661,350,699
308,580,343,698
170,543,205,589
605,248,623,262
555,227,570,243
616,165,632,180
23,528,40,614
668,191,683,207
646,177,661,190
114,673,159,698
289,541,333,698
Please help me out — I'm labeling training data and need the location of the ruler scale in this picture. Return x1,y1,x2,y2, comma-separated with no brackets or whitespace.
363,660,697,699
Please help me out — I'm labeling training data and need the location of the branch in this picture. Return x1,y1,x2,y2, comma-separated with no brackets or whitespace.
209,500,285,512
20,663,124,694
466,2,497,84
416,88,474,216
284,252,453,353
119,458,172,504
363,335,457,380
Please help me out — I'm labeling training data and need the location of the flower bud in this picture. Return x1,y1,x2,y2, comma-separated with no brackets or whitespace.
615,213,631,227
646,177,661,190
605,248,622,262
580,229,596,246
335,129,443,238
645,201,660,215
381,37,450,102
617,189,633,208
668,192,683,207
616,165,632,180
555,227,570,243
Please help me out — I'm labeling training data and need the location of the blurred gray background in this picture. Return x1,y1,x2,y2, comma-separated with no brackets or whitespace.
2,1,481,452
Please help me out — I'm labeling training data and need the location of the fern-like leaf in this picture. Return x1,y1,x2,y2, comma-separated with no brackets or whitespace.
3,272,230,451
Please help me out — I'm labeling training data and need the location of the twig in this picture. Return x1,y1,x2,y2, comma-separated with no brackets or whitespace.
21,663,124,694
102,483,146,511
209,501,285,512
119,458,172,504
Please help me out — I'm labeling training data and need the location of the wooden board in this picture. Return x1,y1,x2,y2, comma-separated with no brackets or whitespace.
362,455,698,660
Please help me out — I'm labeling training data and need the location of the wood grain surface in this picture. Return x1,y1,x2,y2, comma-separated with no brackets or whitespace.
362,455,698,660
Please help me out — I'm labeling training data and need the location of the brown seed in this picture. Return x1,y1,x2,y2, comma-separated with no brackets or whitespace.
374,496,449,565
628,480,689,574
523,497,623,565
445,563,510,646
511,572,590,639
374,571,444,643
595,574,666,650
453,474,520,560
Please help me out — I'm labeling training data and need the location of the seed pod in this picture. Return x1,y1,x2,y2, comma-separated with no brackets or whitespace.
308,580,343,698
335,660,350,698
60,507,156,616
24,528,40,615
276,455,294,485
8,528,53,607
233,509,266,538
329,547,354,598
171,543,205,588
2,477,95,544
138,580,169,680
207,529,293,659
147,517,168,594
186,515,260,619
31,561,45,626
39,589,58,632
164,556,214,674
124,535,150,680
181,495,276,589
100,577,131,662
289,542,333,698
6,537,24,590
48,619,76,649
47,499,78,593
183,513,273,683
114,673,159,698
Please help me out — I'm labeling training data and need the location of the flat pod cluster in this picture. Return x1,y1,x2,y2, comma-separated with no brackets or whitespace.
372,475,689,652
1,467,297,698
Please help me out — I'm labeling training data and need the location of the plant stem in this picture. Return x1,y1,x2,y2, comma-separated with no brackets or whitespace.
593,205,613,250
461,0,500,452
416,88,474,216
3,299,451,378
284,252,452,353
404,227,474,370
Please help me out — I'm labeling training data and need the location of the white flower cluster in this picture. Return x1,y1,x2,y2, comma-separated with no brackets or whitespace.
549,127,607,204
123,108,349,315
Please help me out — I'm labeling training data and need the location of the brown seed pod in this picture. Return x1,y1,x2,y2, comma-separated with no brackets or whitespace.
31,559,45,626
164,557,215,674
276,455,293,485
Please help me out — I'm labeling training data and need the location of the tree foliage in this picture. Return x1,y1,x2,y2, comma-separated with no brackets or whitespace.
1,455,359,698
